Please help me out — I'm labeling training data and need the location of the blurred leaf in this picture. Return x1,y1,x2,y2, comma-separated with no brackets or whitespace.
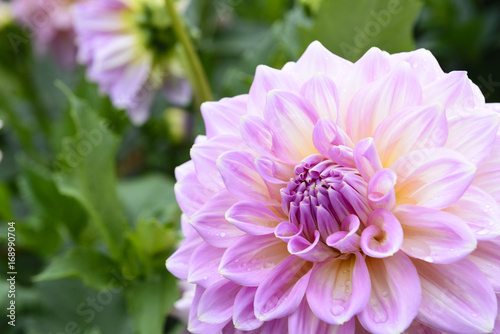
34,248,117,291
299,0,423,61
0,182,12,220
53,83,129,259
20,279,134,334
126,219,177,275
118,173,179,224
17,155,88,240
124,272,179,334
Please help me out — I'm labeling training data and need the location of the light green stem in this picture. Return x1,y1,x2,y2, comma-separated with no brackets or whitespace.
165,0,213,107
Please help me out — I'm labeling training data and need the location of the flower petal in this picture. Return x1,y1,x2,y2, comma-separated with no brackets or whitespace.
289,299,355,334
264,90,319,164
188,286,228,333
446,111,499,166
367,169,397,210
423,71,484,110
346,62,422,143
289,230,336,262
358,252,421,334
474,136,500,203
413,258,497,333
354,138,383,182
201,94,248,138
300,73,340,122
226,201,280,235
255,256,313,321
219,234,288,286
248,65,298,116
217,150,277,205
394,205,477,263
444,186,500,240
391,148,476,210
189,191,244,247
188,243,225,288
166,231,202,280
360,209,403,258
233,287,263,331
197,279,241,324
468,238,500,292
313,119,353,159
191,135,247,192
306,253,370,325
373,104,448,167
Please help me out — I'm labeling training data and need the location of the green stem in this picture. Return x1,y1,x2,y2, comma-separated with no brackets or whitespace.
165,0,213,107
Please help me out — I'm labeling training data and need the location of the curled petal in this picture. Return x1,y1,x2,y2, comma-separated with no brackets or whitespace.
313,119,353,159
413,258,497,333
395,205,477,263
289,230,336,262
367,169,397,210
329,145,356,168
255,256,313,321
226,201,281,235
326,215,361,254
219,234,288,286
358,252,421,334
391,148,476,210
307,253,370,325
361,209,403,258
275,221,303,242
166,231,202,280
255,156,294,184
354,138,383,181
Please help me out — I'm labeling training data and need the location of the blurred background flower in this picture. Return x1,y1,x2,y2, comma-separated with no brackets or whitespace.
73,0,192,125
11,0,77,67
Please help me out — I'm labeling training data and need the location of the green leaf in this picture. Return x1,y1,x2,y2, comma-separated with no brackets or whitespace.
124,272,179,334
53,83,129,259
17,155,88,240
0,182,12,220
126,219,178,275
118,173,179,224
298,0,423,61
33,248,118,291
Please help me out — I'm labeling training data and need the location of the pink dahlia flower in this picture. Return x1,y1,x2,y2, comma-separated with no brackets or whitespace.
73,0,192,125
167,41,500,333
12,0,77,68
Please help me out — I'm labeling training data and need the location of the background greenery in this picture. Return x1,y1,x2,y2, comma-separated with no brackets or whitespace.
0,0,499,333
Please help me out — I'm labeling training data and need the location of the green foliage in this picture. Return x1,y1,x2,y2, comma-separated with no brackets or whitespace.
52,83,128,259
299,0,423,61
9,1,500,333
33,248,117,291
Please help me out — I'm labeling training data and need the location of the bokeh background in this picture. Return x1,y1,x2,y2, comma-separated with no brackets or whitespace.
0,0,499,333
